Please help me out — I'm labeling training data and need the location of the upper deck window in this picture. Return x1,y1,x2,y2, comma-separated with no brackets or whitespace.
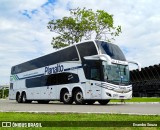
96,41,126,61
76,41,98,60
11,46,79,74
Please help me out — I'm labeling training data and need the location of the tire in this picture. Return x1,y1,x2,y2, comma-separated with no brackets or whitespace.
37,100,49,104
22,92,32,103
74,89,85,105
98,100,110,105
16,93,22,103
22,92,27,103
61,90,73,104
86,100,95,105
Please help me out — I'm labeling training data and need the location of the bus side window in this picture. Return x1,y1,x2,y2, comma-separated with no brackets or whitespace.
91,67,100,81
10,83,13,90
68,73,79,83
46,74,57,86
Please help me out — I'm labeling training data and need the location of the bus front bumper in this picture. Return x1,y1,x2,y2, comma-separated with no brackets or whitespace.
102,89,132,100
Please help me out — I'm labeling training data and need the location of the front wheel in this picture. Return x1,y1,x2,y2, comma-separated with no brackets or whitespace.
74,89,85,105
61,90,73,104
98,100,110,105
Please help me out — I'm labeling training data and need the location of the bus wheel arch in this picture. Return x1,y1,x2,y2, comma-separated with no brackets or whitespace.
60,88,73,104
16,91,22,103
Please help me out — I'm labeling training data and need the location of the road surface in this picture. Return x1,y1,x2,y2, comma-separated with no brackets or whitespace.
0,99,159,115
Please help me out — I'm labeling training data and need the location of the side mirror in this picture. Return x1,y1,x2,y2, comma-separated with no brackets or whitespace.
127,60,141,71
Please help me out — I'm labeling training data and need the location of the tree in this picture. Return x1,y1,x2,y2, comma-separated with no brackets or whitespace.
48,8,121,49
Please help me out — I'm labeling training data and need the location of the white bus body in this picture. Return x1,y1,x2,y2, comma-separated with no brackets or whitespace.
9,40,140,105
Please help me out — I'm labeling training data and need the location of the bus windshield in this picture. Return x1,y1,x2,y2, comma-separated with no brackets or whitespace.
103,61,129,85
96,41,126,61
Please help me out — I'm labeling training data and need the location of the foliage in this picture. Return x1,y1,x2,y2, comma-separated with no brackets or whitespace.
48,8,121,49
111,97,160,102
1,112,160,121
0,89,9,98
0,113,159,130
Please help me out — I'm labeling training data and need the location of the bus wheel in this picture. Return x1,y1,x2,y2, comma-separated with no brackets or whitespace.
16,93,22,103
98,100,110,105
62,90,73,104
22,92,31,103
86,100,95,105
74,89,85,105
22,92,27,103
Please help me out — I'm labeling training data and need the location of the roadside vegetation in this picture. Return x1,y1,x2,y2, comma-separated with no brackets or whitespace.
0,112,159,130
110,97,160,102
0,89,8,98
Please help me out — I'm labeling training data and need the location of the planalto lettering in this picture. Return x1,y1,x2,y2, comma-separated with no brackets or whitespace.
45,64,64,75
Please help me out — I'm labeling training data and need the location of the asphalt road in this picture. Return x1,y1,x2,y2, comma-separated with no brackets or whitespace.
0,99,160,115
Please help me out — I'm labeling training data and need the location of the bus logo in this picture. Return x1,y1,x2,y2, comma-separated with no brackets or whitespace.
44,64,64,75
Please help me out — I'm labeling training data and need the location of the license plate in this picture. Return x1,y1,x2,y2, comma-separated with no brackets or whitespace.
119,96,125,98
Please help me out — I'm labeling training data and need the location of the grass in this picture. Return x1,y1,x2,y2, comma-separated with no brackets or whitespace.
110,97,160,102
0,112,159,130
0,97,160,129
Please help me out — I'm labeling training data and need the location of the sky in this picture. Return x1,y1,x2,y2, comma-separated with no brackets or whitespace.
0,0,160,85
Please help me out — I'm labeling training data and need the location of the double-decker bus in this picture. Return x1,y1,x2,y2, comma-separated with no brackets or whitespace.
9,40,141,105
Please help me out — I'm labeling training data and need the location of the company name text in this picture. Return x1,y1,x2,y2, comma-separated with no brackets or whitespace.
45,64,64,75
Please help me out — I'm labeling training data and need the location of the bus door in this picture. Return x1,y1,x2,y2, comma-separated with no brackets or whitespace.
90,66,102,99
46,74,57,100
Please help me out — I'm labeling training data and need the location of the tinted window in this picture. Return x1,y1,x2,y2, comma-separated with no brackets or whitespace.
26,73,79,88
91,67,101,81
83,60,103,81
46,74,57,86
47,73,79,85
76,42,98,60
11,46,79,74
96,41,126,61
10,83,13,90
26,76,47,88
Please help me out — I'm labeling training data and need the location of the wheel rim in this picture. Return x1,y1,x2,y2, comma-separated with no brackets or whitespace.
64,92,70,102
76,92,83,102
22,94,26,102
17,94,21,102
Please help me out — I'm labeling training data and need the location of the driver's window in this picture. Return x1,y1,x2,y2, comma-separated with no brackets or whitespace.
91,67,100,81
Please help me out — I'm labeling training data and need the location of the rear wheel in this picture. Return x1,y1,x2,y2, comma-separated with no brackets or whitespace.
61,90,73,104
98,100,110,105
22,92,27,103
74,89,85,105
16,93,22,103
22,92,32,103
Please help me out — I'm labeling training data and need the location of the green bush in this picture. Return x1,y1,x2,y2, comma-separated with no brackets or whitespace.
0,89,9,98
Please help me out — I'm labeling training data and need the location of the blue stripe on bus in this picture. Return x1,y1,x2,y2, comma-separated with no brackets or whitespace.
19,74,44,80
64,66,83,71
